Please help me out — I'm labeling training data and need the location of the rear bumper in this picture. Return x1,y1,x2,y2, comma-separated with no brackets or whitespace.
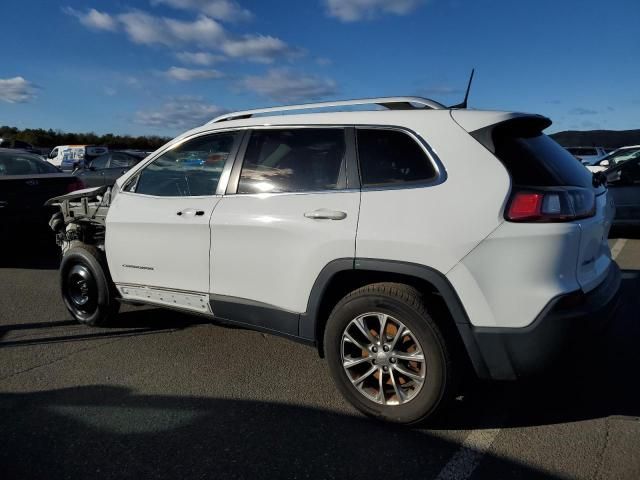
468,261,621,380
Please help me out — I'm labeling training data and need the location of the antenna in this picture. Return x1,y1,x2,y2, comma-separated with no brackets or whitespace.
449,68,475,109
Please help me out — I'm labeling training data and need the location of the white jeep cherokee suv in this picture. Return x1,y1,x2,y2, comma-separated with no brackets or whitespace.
48,97,620,424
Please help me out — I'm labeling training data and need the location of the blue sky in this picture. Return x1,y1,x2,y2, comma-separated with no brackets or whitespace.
1,0,638,137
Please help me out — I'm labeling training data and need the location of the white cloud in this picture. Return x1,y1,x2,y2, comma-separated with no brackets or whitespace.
324,0,426,21
67,8,300,63
222,35,297,63
151,0,252,22
63,7,118,31
135,97,227,129
118,11,226,46
176,51,226,66
0,77,37,103
242,68,337,102
164,66,224,81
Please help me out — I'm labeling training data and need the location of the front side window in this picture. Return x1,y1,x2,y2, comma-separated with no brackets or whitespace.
131,132,238,197
90,154,109,170
356,129,437,187
237,129,346,194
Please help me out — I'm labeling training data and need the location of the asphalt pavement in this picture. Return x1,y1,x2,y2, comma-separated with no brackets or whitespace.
1,232,639,480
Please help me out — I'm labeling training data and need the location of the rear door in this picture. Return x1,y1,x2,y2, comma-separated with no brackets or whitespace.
209,127,359,335
77,154,110,187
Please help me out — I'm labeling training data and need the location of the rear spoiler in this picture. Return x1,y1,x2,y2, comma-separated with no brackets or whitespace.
451,112,551,154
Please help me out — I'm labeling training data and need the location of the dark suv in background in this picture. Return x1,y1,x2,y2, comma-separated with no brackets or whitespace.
73,151,146,187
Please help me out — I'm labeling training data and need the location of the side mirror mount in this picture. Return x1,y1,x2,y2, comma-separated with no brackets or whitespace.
600,159,610,167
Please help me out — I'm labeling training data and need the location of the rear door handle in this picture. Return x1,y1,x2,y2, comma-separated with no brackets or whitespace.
304,209,347,220
177,209,205,217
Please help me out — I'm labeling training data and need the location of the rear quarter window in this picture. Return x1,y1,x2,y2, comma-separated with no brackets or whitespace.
356,129,437,187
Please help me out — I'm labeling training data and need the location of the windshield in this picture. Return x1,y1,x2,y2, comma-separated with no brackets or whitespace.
600,147,640,167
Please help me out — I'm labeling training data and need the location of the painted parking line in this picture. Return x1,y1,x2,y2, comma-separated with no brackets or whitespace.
434,237,630,480
434,426,503,480
610,238,627,260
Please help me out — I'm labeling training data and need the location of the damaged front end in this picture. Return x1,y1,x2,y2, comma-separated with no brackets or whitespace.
46,186,112,253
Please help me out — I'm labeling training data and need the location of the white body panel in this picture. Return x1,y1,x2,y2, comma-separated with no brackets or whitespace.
447,222,583,328
106,191,220,293
210,191,359,313
574,191,615,292
356,114,510,274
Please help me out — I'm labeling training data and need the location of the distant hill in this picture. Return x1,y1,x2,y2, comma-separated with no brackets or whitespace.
550,129,640,149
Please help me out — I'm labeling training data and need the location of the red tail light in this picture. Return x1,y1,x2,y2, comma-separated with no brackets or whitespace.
66,179,86,193
506,188,596,222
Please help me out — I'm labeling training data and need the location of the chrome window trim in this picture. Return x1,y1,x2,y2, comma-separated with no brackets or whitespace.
227,188,361,199
123,123,447,196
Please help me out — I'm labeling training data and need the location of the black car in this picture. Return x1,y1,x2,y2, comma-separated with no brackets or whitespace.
0,148,83,232
606,156,640,226
74,151,145,187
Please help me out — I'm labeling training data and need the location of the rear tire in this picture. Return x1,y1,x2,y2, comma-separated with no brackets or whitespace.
324,282,456,424
60,244,119,326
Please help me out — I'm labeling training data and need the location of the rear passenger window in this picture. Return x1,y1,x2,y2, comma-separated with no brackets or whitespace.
237,129,346,194
357,129,436,187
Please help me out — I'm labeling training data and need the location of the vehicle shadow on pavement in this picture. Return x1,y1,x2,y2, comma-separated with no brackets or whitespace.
609,226,640,240
0,308,211,348
437,269,640,431
0,386,564,480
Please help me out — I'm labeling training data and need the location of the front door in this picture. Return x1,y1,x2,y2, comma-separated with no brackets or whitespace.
106,131,242,308
210,127,360,335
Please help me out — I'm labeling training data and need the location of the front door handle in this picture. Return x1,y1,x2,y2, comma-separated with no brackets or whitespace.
177,209,205,217
304,209,347,220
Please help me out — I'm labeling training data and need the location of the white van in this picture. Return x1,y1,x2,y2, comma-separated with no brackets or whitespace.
48,145,109,171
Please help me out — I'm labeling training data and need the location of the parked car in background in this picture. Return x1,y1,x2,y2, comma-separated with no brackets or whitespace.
0,138,45,156
565,146,607,165
74,151,146,187
0,149,84,234
47,145,109,171
586,145,640,172
606,155,640,225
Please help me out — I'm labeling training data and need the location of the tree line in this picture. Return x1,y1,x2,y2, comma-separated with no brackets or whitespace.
550,129,640,149
0,125,170,151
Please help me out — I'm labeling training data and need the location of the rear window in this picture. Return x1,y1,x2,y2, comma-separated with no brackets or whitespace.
491,124,594,189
